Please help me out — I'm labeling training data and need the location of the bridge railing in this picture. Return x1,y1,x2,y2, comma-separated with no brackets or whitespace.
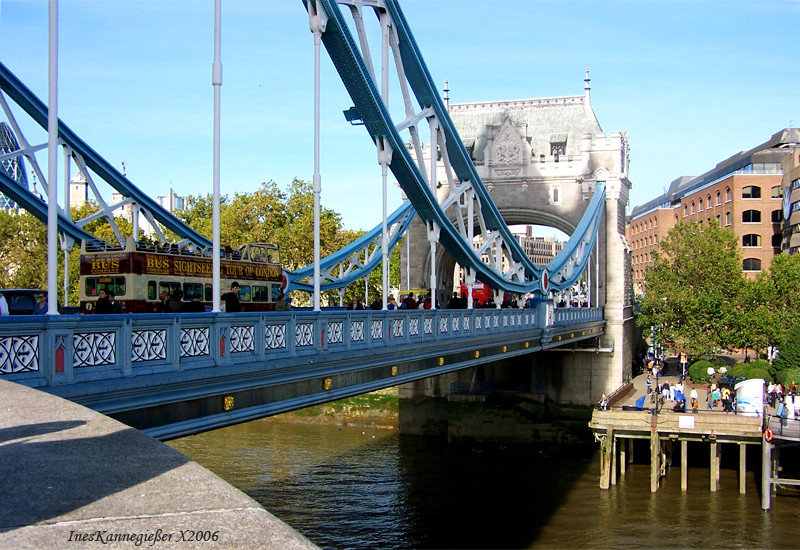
553,306,604,326
0,305,604,388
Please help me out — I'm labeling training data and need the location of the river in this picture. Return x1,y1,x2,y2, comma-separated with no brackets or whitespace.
169,420,798,549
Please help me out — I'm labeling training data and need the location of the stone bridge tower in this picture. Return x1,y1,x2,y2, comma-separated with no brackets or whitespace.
400,74,634,411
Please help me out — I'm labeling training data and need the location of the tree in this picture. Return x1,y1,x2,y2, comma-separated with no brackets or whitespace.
762,253,800,348
636,221,744,357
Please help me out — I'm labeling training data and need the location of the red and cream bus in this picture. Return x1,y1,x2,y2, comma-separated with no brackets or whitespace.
80,237,285,313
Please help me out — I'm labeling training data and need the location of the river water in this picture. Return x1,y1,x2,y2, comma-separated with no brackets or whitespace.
169,420,798,549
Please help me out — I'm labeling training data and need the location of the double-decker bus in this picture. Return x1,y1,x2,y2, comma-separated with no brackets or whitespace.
80,237,285,313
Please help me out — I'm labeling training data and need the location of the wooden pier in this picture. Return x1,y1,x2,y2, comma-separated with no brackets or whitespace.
590,409,762,494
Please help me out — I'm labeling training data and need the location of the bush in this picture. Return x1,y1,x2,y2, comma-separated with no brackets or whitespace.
731,360,770,381
774,325,800,375
777,367,800,388
689,360,714,384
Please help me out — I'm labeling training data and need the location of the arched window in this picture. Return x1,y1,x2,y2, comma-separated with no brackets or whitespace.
716,191,722,205
771,186,782,199
742,186,761,199
699,198,704,211
742,210,761,223
772,233,783,248
716,214,721,224
683,204,688,217
772,209,782,223
743,258,762,271
726,187,732,202
708,194,712,207
691,202,696,214
725,211,732,225
742,234,761,247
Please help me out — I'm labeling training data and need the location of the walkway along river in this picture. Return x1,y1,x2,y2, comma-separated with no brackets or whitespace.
169,417,799,549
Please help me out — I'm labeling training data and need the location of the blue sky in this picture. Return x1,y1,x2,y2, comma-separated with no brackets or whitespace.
1,0,798,232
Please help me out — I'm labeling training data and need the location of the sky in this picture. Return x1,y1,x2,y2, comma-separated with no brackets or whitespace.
1,0,798,233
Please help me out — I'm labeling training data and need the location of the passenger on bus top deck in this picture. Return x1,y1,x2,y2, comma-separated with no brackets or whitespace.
33,292,48,315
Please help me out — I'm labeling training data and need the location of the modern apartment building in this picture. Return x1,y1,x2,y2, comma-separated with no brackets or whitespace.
781,147,800,254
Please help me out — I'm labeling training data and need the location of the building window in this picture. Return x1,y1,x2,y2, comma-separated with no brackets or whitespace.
742,258,762,272
772,233,782,248
771,186,782,199
683,204,688,217
716,215,721,224
742,186,761,199
742,210,761,223
707,194,712,207
716,191,721,205
772,209,782,223
793,201,800,213
691,202,696,214
742,234,761,247
726,187,732,202
699,198,704,212
725,211,732,225
792,178,800,190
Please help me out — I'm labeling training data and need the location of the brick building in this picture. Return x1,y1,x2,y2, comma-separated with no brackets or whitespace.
629,128,800,287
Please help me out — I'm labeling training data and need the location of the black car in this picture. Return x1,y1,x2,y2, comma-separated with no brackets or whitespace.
0,289,46,315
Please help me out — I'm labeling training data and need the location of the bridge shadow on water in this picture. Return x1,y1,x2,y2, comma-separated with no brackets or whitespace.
168,419,597,550
395,436,597,549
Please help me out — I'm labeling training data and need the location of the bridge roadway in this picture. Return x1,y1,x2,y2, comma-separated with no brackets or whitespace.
1,304,604,440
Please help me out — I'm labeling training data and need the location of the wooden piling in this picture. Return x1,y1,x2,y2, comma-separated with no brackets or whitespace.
650,416,659,493
680,440,688,491
599,429,612,490
710,442,718,492
619,437,627,478
739,443,746,494
611,434,617,486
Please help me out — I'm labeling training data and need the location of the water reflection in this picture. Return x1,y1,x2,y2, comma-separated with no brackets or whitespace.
169,420,797,549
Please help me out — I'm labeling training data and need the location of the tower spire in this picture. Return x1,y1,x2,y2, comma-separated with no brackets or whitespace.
584,68,591,100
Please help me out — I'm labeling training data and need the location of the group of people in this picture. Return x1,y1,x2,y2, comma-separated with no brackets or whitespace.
90,281,294,314
349,292,433,311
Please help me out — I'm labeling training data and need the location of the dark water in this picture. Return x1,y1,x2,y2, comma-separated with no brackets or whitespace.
169,421,799,549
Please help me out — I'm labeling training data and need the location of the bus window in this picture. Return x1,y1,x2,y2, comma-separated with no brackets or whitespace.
252,285,268,302
204,284,212,302
159,281,181,300
147,281,157,301
271,284,282,301
239,285,251,302
85,276,126,297
184,282,204,301
267,249,280,264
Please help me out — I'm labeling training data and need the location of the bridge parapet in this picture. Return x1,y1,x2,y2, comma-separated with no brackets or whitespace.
0,307,604,389
553,306,605,326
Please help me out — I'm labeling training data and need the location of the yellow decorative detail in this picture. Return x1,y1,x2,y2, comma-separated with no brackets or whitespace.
570,333,575,338
502,345,508,352
391,365,398,376
557,335,562,341
323,378,332,391
223,395,234,411
581,331,586,336
438,357,445,366
474,350,480,358
524,341,529,348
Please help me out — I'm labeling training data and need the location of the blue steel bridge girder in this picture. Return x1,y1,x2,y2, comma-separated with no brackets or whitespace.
304,0,605,295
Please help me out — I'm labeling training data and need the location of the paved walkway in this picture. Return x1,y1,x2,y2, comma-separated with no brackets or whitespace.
0,380,318,549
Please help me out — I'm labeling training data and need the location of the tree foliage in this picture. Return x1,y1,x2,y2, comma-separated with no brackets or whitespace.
636,221,743,356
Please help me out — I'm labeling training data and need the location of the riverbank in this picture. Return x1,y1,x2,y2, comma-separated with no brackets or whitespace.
268,387,399,429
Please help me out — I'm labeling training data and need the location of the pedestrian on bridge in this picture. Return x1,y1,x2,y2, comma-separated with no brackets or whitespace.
222,282,241,313
275,293,291,311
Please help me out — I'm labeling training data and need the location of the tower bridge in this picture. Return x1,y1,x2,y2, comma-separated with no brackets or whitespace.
0,0,634,440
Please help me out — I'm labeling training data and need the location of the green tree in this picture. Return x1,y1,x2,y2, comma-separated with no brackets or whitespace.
636,221,744,356
763,253,800,348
